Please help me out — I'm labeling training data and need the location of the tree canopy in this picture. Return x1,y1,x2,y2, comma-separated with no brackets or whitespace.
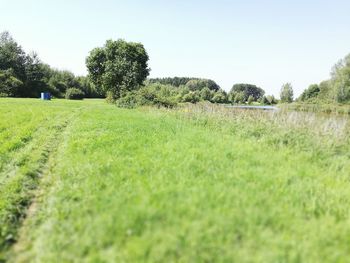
86,39,150,99
229,83,265,103
147,77,220,91
299,53,350,103
0,31,100,99
280,83,294,103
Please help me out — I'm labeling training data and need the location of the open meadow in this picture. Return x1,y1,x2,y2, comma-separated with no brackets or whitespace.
0,98,349,262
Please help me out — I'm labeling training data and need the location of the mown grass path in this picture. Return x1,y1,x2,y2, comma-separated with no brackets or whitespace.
0,99,85,261
1,99,349,262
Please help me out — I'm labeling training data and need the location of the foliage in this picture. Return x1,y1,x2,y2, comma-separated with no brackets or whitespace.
86,39,150,99
23,52,51,97
229,83,265,103
261,95,277,105
299,53,350,104
0,70,22,97
0,31,97,99
147,77,220,91
181,91,200,103
65,88,85,100
76,76,103,98
116,84,178,108
199,87,212,101
233,92,245,103
280,83,294,103
185,79,220,91
247,95,254,104
299,84,320,101
211,89,228,104
331,54,350,103
0,31,26,84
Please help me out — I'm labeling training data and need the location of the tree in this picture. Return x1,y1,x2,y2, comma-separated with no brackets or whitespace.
23,52,50,97
86,39,150,99
0,70,22,97
280,83,294,103
229,83,265,103
261,95,277,105
0,31,27,83
65,88,85,100
233,92,245,104
299,84,320,101
182,91,200,103
331,54,350,103
185,79,220,91
200,87,212,101
147,77,220,91
247,95,254,104
211,90,228,104
76,76,103,98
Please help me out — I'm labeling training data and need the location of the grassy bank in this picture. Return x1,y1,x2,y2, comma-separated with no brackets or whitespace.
1,99,350,262
281,102,350,115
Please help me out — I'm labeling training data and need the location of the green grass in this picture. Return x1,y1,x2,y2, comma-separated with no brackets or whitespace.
1,99,350,262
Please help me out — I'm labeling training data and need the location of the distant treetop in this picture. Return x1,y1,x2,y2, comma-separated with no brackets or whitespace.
147,77,220,91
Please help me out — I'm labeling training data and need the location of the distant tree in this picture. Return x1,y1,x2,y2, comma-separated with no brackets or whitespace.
182,91,200,103
48,69,80,97
233,92,245,104
247,95,254,104
0,70,22,97
65,88,85,100
230,83,265,102
331,54,350,103
211,90,228,104
23,52,51,97
200,87,212,101
86,39,150,99
299,84,320,101
147,77,192,87
280,83,294,103
76,76,103,98
0,31,27,84
185,79,220,91
147,77,220,91
262,95,277,105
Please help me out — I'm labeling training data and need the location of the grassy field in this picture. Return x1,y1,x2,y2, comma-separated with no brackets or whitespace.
1,99,350,262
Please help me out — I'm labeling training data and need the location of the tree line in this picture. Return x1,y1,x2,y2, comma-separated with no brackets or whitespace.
298,54,350,103
2,31,348,106
0,31,102,99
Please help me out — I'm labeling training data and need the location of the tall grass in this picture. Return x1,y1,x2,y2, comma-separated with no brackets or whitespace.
172,103,350,152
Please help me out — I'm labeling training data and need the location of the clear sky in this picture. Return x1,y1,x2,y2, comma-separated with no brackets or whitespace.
1,0,350,97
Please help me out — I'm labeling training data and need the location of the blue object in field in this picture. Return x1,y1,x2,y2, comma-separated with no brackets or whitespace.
41,92,51,100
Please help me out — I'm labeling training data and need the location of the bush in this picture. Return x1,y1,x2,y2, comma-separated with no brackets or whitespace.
182,92,200,103
115,92,139,108
247,95,254,104
116,84,178,109
65,88,85,100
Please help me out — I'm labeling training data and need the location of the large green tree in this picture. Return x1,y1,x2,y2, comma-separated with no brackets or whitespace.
229,83,265,103
86,39,150,99
299,84,320,101
0,31,27,83
0,70,22,97
23,52,51,97
280,83,294,103
331,54,350,103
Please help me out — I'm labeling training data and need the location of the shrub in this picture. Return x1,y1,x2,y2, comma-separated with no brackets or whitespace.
65,88,85,100
115,92,139,108
182,92,200,103
116,84,178,109
247,95,254,104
